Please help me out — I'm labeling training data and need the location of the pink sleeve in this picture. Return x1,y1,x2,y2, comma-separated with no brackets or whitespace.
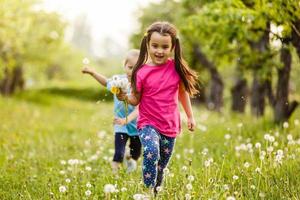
136,72,143,93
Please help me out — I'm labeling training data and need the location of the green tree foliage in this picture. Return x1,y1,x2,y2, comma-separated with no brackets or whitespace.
130,0,300,121
0,0,81,94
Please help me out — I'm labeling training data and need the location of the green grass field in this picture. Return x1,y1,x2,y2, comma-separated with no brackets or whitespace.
1,82,300,199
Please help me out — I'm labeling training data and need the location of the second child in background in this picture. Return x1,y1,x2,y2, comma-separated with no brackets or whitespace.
82,49,141,173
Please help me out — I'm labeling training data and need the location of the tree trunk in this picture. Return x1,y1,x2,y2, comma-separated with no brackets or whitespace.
249,22,270,117
250,72,266,116
0,66,24,96
231,77,248,113
291,20,300,59
274,47,299,123
193,45,224,112
209,72,223,111
264,78,276,107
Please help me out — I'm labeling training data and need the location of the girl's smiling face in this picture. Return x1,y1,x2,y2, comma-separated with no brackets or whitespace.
147,32,173,66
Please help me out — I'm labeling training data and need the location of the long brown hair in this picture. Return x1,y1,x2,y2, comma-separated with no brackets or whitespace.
131,21,199,96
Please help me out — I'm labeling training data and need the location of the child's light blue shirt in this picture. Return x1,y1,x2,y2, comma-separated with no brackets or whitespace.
106,74,138,136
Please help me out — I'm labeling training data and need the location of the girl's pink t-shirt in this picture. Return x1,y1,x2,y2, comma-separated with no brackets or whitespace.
136,59,181,138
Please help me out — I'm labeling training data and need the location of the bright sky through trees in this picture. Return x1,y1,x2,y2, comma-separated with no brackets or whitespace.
42,0,161,57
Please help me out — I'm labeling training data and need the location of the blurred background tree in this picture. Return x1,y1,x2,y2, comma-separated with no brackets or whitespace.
0,0,84,95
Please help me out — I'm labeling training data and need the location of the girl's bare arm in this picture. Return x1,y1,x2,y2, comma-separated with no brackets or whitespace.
178,82,195,131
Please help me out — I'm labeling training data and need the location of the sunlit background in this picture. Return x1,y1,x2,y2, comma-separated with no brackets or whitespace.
41,0,160,57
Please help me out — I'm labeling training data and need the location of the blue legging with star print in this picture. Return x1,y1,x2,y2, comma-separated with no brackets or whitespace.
138,125,176,188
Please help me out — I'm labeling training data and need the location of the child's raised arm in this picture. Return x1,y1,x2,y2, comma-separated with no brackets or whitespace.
178,82,196,131
82,66,107,87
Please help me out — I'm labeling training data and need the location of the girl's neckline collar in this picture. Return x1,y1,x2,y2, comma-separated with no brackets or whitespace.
145,58,172,67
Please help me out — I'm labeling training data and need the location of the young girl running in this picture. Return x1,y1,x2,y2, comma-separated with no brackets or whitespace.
82,49,141,173
117,22,198,192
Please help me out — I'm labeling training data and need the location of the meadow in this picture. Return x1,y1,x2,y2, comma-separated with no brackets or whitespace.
1,81,300,200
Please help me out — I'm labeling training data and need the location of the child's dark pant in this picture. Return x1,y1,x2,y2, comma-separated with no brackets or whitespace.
113,132,141,162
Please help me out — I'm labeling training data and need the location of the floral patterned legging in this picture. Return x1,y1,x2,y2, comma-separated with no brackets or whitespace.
138,125,176,188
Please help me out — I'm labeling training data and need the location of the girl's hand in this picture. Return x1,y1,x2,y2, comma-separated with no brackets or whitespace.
187,116,196,132
116,91,127,101
81,66,94,75
113,117,127,125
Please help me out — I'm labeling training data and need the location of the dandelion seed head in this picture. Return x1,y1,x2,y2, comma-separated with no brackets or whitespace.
237,123,243,128
186,183,193,190
185,193,191,200
247,143,253,149
86,182,92,188
188,175,195,182
65,178,71,183
156,186,163,192
264,134,271,141
97,131,106,138
85,166,92,171
223,184,229,190
163,168,170,175
68,159,79,166
225,134,231,140
255,142,261,149
60,160,66,165
255,167,261,173
267,146,274,153
188,148,194,154
277,149,283,156
226,196,236,200
259,192,265,198
259,155,265,160
240,143,247,151
287,134,293,141
202,148,209,155
59,185,67,193
82,58,90,65
244,162,250,168
133,193,147,200
104,184,116,193
85,190,92,196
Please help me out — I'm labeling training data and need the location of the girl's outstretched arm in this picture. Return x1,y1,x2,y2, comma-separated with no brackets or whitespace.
82,67,107,87
179,82,196,131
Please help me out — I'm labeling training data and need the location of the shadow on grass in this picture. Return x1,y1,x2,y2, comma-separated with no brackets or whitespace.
15,87,113,105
